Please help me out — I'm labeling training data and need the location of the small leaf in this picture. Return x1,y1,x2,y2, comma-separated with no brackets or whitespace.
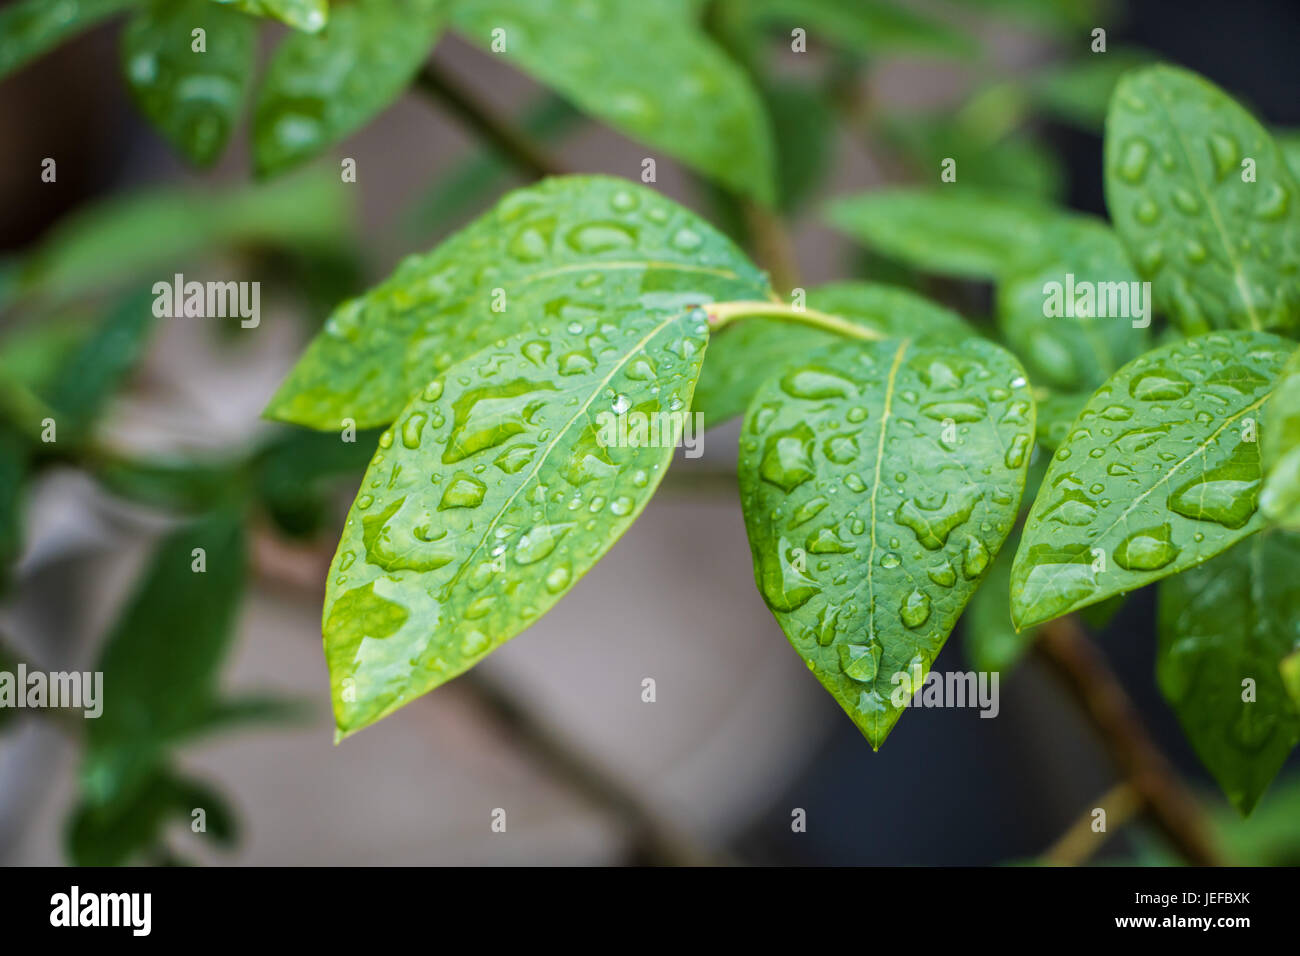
252,0,444,177
739,335,1033,747
0,0,136,81
1035,389,1089,451
742,0,977,59
122,0,255,166
1011,331,1293,630
695,281,973,429
1158,532,1300,814
1104,64,1300,334
826,188,1056,280
449,0,775,202
1261,345,1300,529
882,115,1064,200
325,307,710,736
1030,47,1154,130
267,176,767,429
210,0,327,32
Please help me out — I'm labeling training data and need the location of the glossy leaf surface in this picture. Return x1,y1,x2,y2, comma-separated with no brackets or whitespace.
0,0,135,80
1261,346,1300,530
211,0,327,32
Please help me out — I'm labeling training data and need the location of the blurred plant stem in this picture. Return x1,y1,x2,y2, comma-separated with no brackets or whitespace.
1043,781,1140,866
414,61,567,180
250,525,720,866
1035,616,1225,866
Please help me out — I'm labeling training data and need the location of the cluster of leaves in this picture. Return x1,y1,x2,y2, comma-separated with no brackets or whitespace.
267,59,1300,817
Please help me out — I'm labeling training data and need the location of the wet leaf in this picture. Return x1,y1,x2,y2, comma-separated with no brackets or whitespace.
211,0,327,32
739,336,1033,747
122,0,255,166
252,0,444,177
449,0,774,202
742,0,976,59
324,307,710,736
1261,345,1300,530
0,0,136,81
1104,64,1300,335
1157,532,1300,814
267,176,766,430
695,281,973,429
1011,331,1293,630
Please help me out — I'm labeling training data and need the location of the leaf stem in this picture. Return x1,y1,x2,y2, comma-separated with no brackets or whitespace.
705,300,886,341
1043,782,1141,866
1035,616,1226,866
413,60,568,181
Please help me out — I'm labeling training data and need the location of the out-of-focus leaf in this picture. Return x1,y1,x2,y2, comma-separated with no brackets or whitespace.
881,115,1064,200
945,0,1108,36
1261,346,1300,530
449,0,775,203
210,0,327,32
744,0,977,59
92,454,247,512
0,318,90,392
0,428,29,588
82,511,246,805
267,176,766,430
0,0,137,81
67,767,237,866
1158,532,1300,815
42,290,157,437
252,0,444,177
122,0,256,166
1034,389,1088,451
964,527,1036,674
1104,65,1300,334
254,427,378,537
695,282,974,429
764,79,836,212
11,173,352,307
1030,48,1154,130
1278,130,1300,181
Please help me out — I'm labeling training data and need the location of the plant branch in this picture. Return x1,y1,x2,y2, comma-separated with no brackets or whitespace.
414,60,568,181
1034,616,1225,866
706,300,885,341
1043,782,1141,866
742,201,801,295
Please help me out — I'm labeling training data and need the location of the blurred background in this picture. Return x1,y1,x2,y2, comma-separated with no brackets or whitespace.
1,0,1299,865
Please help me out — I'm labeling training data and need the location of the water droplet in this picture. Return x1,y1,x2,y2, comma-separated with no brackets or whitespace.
401,411,428,449
1114,523,1179,570
900,589,931,628
1117,137,1151,183
838,643,881,683
759,424,815,492
438,473,486,510
515,523,573,565
544,566,571,593
960,535,990,579
896,487,979,550
1004,433,1030,469
880,552,901,568
1130,369,1191,401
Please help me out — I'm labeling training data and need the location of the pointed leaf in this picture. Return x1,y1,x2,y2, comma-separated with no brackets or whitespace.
1158,532,1300,814
211,0,327,32
1261,345,1300,529
252,0,444,177
449,0,774,202
325,307,710,736
122,0,255,166
739,336,1034,747
0,0,136,81
1104,64,1300,334
1012,331,1293,629
267,176,766,429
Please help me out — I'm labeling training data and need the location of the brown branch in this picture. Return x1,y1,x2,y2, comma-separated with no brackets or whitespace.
1035,617,1225,866
414,60,568,181
1043,782,1141,867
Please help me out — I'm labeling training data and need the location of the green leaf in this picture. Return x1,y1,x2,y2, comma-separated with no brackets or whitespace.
68,767,237,866
738,336,1034,747
252,0,444,177
12,173,352,306
1104,64,1300,334
1261,345,1300,529
826,188,1056,280
996,216,1148,392
449,0,774,202
1157,532,1300,814
1278,129,1300,181
1035,389,1088,451
0,430,27,590
122,0,255,166
210,0,327,32
1030,48,1154,130
324,307,710,736
254,427,379,537
742,0,976,59
42,290,157,437
84,511,246,805
1011,331,1293,630
694,281,973,429
882,117,1064,201
267,176,766,430
0,0,136,81
764,79,836,213
92,453,246,512
963,527,1035,674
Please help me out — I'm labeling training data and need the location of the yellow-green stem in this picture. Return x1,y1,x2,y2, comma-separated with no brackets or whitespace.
705,300,885,341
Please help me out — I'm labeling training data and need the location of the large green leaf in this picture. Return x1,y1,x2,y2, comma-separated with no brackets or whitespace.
252,0,444,177
448,0,774,203
1104,64,1300,335
739,336,1033,747
1011,331,1293,629
83,511,246,805
825,188,1056,280
324,307,710,736
1158,532,1300,814
742,0,976,59
122,0,255,166
267,176,766,430
694,281,973,429
0,0,136,81
210,0,327,31
1262,346,1300,529
996,216,1148,392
